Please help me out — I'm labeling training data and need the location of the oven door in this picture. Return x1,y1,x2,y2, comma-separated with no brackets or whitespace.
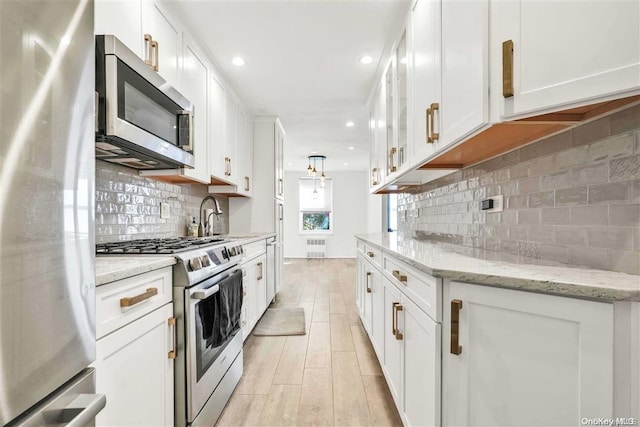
185,268,243,422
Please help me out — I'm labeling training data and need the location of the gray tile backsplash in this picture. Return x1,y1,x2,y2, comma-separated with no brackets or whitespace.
95,161,229,243
398,104,640,275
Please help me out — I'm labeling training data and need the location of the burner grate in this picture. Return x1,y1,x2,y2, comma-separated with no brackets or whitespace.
96,236,228,254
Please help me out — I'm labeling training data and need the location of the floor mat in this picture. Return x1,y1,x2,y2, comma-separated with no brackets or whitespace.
252,307,306,336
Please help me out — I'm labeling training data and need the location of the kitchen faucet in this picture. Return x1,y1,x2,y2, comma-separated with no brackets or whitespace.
198,195,223,237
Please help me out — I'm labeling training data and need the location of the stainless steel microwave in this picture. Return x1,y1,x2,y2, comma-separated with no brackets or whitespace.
95,34,195,169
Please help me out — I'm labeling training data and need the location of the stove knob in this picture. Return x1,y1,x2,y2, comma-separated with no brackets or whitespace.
221,248,229,259
238,246,244,254
189,257,202,271
200,255,210,267
229,247,236,256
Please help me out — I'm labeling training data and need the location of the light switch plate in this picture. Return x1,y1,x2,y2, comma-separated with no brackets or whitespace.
160,202,170,219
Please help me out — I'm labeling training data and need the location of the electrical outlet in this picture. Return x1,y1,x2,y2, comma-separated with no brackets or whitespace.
160,202,170,219
483,194,504,213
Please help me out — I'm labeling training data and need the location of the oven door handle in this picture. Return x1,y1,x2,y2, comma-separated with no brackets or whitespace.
191,284,220,300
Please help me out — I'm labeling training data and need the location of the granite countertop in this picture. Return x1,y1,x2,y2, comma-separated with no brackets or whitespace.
95,256,176,286
356,233,640,302
222,232,276,244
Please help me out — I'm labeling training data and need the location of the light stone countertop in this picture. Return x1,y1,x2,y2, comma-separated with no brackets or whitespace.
356,233,640,302
222,232,277,244
96,256,176,286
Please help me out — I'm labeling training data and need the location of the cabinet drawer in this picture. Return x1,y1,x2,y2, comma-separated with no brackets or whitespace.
383,254,440,322
96,267,173,339
242,240,266,262
357,241,382,269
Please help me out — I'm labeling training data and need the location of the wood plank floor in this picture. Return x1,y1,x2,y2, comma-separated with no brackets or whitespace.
216,258,402,427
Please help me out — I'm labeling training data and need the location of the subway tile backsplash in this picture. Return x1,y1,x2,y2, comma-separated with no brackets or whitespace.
95,161,229,243
398,103,640,275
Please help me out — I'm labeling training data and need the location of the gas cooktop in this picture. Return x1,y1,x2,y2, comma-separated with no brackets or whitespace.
95,236,229,255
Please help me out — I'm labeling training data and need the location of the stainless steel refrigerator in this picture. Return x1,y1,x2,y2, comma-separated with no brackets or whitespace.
0,0,105,425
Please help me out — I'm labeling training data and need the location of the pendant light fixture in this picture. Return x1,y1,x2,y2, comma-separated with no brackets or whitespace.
307,154,327,193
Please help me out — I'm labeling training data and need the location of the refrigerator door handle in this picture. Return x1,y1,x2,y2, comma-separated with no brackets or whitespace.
57,394,107,426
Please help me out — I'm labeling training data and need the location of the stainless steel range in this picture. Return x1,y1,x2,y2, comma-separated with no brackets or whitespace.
97,237,246,426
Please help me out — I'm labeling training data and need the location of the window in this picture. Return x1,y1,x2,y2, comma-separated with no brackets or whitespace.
299,177,332,233
387,194,398,232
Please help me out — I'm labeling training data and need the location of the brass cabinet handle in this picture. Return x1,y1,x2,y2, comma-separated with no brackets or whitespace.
502,39,514,98
278,178,283,196
451,299,463,355
168,317,177,359
244,176,250,191
366,272,372,293
430,103,439,142
224,157,231,176
257,262,263,281
367,251,374,258
426,107,433,143
371,167,379,186
389,147,397,173
120,287,158,307
144,34,153,68
392,270,407,283
151,40,159,71
392,302,404,340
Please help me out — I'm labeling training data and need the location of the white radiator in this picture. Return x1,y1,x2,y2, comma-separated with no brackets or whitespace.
305,238,327,258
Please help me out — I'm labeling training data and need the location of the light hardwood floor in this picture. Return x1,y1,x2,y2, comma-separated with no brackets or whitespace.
216,258,402,427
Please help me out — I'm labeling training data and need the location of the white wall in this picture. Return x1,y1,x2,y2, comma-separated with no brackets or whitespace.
283,171,382,258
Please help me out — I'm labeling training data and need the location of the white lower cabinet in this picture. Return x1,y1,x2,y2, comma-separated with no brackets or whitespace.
240,241,268,339
94,302,174,426
382,278,403,406
401,294,440,427
442,281,614,426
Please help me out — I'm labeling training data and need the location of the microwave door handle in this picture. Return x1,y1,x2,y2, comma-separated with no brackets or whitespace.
177,109,194,152
192,284,220,300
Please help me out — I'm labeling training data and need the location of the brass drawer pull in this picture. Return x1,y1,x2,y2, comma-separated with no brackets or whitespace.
367,251,374,258
392,302,403,340
392,270,407,283
451,299,463,355
257,262,263,281
120,287,158,307
426,106,433,143
366,272,372,293
168,317,177,359
244,176,250,191
430,103,439,142
502,39,514,98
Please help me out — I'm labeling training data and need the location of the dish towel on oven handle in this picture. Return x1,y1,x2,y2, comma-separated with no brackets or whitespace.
199,269,244,348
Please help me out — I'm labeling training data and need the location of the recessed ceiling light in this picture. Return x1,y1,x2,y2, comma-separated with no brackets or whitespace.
345,121,355,127
311,151,317,154
360,55,373,65
343,163,349,166
348,146,355,150
231,57,245,66
287,163,293,166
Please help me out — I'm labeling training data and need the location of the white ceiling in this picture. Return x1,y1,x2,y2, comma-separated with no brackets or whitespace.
173,0,411,173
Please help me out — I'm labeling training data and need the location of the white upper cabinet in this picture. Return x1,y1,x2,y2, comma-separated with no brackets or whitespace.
141,0,181,90
438,0,489,150
491,0,640,120
236,108,253,197
209,75,226,179
223,93,239,184
95,0,181,90
408,0,489,165
95,0,143,57
407,0,440,167
178,36,210,184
